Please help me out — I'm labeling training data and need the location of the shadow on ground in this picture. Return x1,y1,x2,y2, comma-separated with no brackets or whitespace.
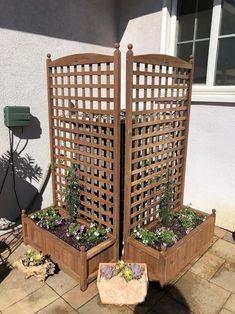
133,281,190,314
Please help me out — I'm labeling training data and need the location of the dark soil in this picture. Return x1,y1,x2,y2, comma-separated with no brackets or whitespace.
36,221,107,252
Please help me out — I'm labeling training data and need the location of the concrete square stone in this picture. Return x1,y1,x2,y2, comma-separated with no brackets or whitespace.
209,239,235,264
214,227,227,239
224,294,235,312
128,281,170,314
223,232,235,244
169,271,230,314
46,270,78,295
2,285,58,314
211,266,235,293
148,294,191,314
190,251,225,280
0,268,43,311
78,295,133,314
62,281,98,309
219,309,234,314
37,297,77,314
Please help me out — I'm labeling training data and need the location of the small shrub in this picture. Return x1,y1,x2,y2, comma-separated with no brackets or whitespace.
156,227,177,246
133,227,158,246
174,207,205,232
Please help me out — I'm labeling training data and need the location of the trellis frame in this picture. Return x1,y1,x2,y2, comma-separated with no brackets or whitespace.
22,44,121,290
123,44,215,284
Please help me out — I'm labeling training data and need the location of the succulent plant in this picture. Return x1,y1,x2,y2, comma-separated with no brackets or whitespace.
130,263,144,280
100,265,114,280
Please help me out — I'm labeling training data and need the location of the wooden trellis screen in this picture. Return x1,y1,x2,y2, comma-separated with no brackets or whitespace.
46,45,120,256
124,45,194,239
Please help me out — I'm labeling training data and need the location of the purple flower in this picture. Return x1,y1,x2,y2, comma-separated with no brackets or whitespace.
101,265,114,280
80,225,86,233
130,264,144,280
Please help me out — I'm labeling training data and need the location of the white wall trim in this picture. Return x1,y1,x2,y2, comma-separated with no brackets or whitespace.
192,85,235,102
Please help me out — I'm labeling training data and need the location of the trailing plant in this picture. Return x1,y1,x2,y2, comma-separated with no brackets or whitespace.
66,222,110,243
174,206,205,233
133,226,158,246
159,176,174,224
64,163,80,219
31,207,63,230
100,260,145,282
133,226,177,248
155,227,177,246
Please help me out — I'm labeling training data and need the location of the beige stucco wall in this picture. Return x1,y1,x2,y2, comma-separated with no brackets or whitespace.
0,0,117,221
185,104,235,231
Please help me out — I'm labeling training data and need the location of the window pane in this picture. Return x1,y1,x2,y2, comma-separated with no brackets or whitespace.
220,0,235,35
178,0,196,42
194,41,209,83
177,43,193,61
196,0,213,39
215,37,235,85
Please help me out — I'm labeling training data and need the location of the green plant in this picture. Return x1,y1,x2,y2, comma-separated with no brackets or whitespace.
64,163,80,219
100,261,145,282
66,222,110,243
174,207,204,232
133,227,158,246
159,177,174,224
156,227,177,246
22,249,44,266
31,207,63,230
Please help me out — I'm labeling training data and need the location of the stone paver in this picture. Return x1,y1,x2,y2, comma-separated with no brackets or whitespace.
214,227,227,239
209,239,235,264
46,270,78,295
62,281,98,309
128,281,169,314
223,293,235,312
190,251,225,280
219,309,234,314
211,265,235,293
78,295,133,314
149,294,191,314
223,232,235,244
2,285,58,314
36,297,77,314
169,271,230,314
0,269,44,311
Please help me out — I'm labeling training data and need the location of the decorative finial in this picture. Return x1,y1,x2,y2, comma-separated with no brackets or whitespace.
189,54,194,62
22,209,26,217
114,43,120,49
128,43,133,50
47,53,51,59
212,208,216,215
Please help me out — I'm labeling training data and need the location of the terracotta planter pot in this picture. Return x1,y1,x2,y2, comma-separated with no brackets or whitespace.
97,263,148,305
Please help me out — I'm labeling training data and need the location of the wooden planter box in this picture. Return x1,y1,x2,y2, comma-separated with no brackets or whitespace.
22,211,117,291
125,209,216,286
97,263,148,305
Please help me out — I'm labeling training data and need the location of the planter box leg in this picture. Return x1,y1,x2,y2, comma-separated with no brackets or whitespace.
80,246,88,291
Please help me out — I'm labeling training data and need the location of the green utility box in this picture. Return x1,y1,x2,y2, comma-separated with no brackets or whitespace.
4,106,31,127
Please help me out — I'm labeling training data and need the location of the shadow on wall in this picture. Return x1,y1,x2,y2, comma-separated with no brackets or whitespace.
133,282,191,314
117,0,162,42
0,116,45,222
0,0,162,47
0,0,117,47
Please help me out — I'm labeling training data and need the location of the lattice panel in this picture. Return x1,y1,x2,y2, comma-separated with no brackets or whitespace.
125,48,194,233
47,48,120,234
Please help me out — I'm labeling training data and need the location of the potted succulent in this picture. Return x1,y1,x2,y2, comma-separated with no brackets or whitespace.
13,249,55,282
97,260,148,305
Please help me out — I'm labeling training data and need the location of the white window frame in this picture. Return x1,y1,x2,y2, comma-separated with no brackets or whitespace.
160,0,235,102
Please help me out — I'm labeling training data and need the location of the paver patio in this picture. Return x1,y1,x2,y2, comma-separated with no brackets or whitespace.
0,227,235,314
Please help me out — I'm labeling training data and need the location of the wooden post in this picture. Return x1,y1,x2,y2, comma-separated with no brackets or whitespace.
80,246,88,291
124,44,133,260
113,43,121,260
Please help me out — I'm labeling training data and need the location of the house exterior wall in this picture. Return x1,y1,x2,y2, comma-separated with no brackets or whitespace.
0,0,117,221
185,104,235,231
